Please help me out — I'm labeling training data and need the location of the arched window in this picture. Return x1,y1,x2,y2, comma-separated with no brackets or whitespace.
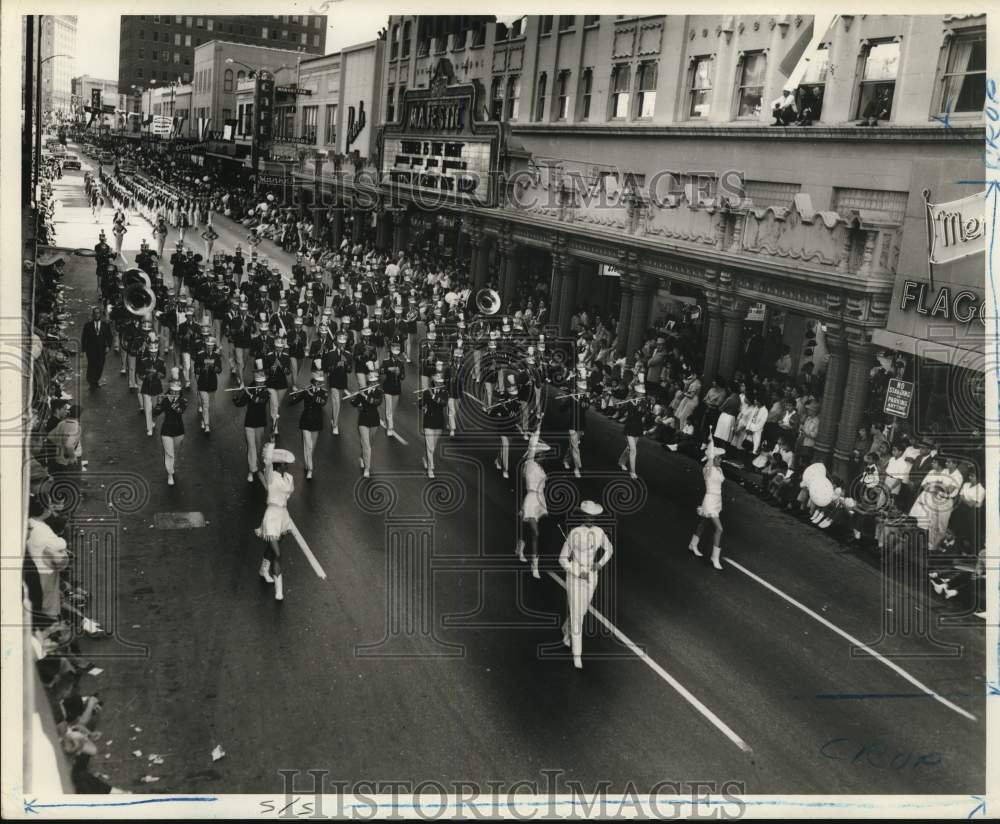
401,21,412,58
223,68,234,92
390,24,400,59
237,70,246,82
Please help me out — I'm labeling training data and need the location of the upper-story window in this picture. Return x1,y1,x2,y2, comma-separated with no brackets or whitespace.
559,16,575,31
224,69,234,92
855,40,900,122
490,76,504,120
540,16,554,35
688,56,713,118
505,75,521,120
937,28,986,114
556,70,571,120
610,64,631,119
635,61,657,118
401,22,412,57
735,52,766,118
578,68,593,120
535,73,547,121
390,25,400,59
237,70,246,82
583,15,600,27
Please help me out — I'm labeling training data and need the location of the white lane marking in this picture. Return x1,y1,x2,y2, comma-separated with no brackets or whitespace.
256,471,327,580
545,570,754,754
724,558,977,722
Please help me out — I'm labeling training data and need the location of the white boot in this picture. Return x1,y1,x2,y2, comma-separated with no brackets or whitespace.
516,540,526,563
259,558,273,583
710,546,723,571
689,536,702,557
273,574,284,601
531,558,540,580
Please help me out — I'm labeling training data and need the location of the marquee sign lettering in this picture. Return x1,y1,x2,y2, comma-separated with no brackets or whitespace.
898,279,986,325
346,101,366,150
377,59,503,208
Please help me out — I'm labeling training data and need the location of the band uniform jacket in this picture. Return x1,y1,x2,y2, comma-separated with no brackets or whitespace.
323,348,351,390
352,388,384,427
287,329,308,360
138,355,166,395
380,357,405,396
489,397,521,434
562,395,590,433
153,394,188,436
264,351,292,390
233,386,269,429
249,332,271,361
229,312,254,348
195,350,223,392
623,399,655,437
289,385,329,432
421,387,447,430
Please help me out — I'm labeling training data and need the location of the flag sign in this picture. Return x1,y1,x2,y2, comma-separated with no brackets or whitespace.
883,378,914,418
925,189,986,265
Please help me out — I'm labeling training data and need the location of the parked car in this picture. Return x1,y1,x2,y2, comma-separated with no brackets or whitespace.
99,151,114,165
62,154,81,170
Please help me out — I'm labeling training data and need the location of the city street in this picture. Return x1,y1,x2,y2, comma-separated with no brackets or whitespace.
47,154,985,796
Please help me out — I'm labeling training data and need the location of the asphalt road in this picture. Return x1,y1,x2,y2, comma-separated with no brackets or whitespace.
48,153,986,796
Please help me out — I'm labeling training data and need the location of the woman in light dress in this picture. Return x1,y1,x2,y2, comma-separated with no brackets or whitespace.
689,443,725,570
559,500,614,670
255,441,296,601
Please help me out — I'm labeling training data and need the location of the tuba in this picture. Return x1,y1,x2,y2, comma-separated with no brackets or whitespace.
474,288,501,316
123,268,156,318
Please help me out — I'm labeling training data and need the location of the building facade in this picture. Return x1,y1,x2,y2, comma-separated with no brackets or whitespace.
117,14,327,97
191,40,309,140
306,13,985,477
71,75,117,123
37,15,77,118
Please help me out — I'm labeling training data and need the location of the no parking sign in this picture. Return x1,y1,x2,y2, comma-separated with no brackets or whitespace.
883,378,914,418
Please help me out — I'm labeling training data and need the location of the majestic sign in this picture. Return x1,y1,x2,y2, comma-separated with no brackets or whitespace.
924,189,986,266
346,101,366,150
883,378,914,418
275,85,312,96
378,59,502,208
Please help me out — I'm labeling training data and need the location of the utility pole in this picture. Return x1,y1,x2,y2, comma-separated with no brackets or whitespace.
23,15,34,207
34,15,44,205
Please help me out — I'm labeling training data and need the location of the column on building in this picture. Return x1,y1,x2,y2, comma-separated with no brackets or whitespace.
831,330,874,479
549,251,565,327
624,274,655,357
351,208,366,243
329,203,345,250
701,306,724,385
812,326,847,465
375,208,392,251
392,210,409,255
717,303,746,381
556,257,579,336
615,275,635,356
498,238,519,306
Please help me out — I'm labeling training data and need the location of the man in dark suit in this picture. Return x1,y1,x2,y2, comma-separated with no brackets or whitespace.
81,307,113,390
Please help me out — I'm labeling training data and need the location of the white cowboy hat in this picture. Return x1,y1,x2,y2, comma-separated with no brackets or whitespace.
580,500,603,516
270,448,295,464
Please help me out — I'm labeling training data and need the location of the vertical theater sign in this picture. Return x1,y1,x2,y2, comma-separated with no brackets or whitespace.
377,58,505,208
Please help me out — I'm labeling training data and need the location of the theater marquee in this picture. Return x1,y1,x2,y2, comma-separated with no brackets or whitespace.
378,61,504,208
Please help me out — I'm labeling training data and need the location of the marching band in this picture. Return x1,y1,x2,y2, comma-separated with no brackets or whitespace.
85,204,650,656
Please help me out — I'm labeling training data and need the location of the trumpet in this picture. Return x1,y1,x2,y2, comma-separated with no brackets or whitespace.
609,395,648,407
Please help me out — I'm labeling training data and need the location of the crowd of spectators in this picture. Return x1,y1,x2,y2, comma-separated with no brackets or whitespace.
559,300,985,609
